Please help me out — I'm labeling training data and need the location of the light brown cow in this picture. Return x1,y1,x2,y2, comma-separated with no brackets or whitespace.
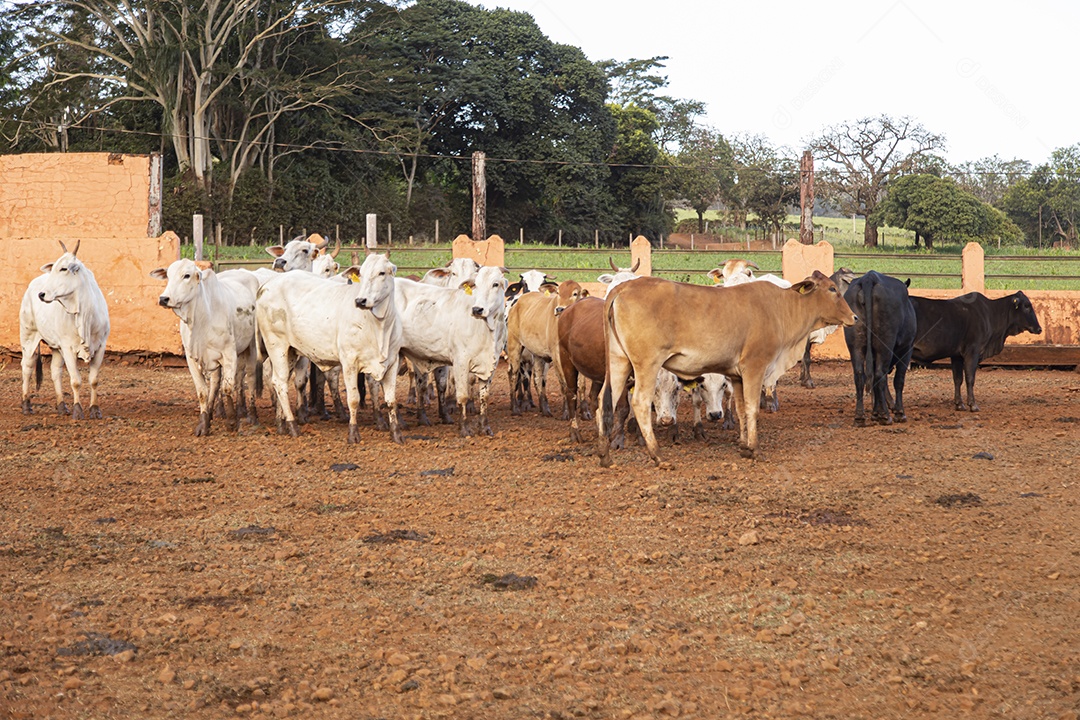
506,280,587,416
596,272,856,467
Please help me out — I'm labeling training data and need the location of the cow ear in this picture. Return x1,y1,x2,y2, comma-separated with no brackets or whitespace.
597,274,614,284
506,281,524,296
195,260,213,271
580,288,590,298
706,268,723,283
388,262,397,276
149,267,168,280
905,278,911,287
460,280,475,296
343,266,362,283
265,246,285,258
539,281,558,295
41,262,55,273
790,279,815,295
428,267,449,279
1013,297,1019,307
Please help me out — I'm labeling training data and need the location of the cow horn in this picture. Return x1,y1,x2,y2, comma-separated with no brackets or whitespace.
608,257,619,272
329,237,341,259
350,251,360,266
630,258,641,273
58,240,69,254
313,236,328,250
746,260,759,270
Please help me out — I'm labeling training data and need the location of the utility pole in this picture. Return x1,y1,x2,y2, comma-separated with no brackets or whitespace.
799,150,814,245
472,151,486,241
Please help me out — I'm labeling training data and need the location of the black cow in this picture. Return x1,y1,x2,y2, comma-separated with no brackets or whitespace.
843,271,917,425
910,291,1042,411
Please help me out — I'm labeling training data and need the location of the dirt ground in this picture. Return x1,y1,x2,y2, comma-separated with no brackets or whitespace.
1,354,1078,720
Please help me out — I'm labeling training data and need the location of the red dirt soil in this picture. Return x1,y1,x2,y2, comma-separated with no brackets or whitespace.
1,355,1078,719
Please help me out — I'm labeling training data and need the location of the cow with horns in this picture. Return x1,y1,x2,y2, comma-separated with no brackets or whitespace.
20,240,111,420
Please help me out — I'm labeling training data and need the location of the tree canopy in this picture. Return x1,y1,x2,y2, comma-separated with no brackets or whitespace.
871,174,1022,249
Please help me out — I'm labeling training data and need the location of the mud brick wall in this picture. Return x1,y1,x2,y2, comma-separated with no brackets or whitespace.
0,153,180,354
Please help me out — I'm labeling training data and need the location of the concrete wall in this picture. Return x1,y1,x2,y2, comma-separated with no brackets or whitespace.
0,153,180,354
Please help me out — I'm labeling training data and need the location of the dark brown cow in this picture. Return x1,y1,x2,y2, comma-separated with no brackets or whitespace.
597,272,856,466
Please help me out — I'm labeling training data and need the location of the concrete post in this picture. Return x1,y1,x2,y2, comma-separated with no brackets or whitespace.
630,236,652,276
961,242,985,293
782,239,834,283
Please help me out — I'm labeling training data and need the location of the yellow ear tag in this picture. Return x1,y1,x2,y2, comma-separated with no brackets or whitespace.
682,381,697,394
346,269,361,283
464,285,473,295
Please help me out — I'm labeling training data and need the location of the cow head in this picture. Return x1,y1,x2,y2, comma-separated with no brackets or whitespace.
460,265,508,330
1009,291,1042,336
653,370,683,427
150,258,210,324
791,270,857,328
553,280,586,316
265,235,327,272
709,258,758,286
350,253,397,319
423,258,480,288
520,269,552,292
38,240,86,312
830,267,858,296
697,374,729,422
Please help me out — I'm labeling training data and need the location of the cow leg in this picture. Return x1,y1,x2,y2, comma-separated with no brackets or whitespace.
434,366,453,424
870,351,893,426
413,369,432,427
379,361,403,445
293,357,311,424
309,365,329,420
628,362,667,467
329,367,348,422
507,337,525,415
578,375,593,421
241,344,259,426
50,350,70,416
454,366,474,437
344,362,364,444
950,357,966,411
477,378,494,437
86,345,106,419
737,373,764,459
892,353,912,423
850,349,867,426
58,345,86,420
368,373,389,431
20,338,41,414
799,339,815,388
691,389,707,441
565,364,583,443
964,354,980,412
267,348,299,437
535,359,552,417
185,355,211,436
721,388,737,431
220,346,240,432
611,385,632,450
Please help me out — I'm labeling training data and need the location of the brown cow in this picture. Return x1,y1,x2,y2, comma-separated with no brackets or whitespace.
556,296,607,442
506,280,587,416
596,272,856,466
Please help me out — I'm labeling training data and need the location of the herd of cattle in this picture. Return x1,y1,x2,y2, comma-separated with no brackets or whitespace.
19,236,1043,466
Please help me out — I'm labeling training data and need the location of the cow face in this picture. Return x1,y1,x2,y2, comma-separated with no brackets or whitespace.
38,241,85,311
462,265,508,326
791,270,857,328
423,258,480,288
1010,291,1042,335
351,253,397,319
653,370,683,427
520,269,551,292
554,281,585,316
265,235,327,272
311,253,340,279
697,373,729,422
151,259,208,315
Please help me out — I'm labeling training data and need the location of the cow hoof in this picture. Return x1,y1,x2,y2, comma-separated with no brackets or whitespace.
195,413,211,436
57,401,70,416
348,424,361,444
693,425,707,441
286,420,300,438
581,408,593,421
876,416,893,426
71,403,85,420
21,400,32,415
390,428,404,445
894,413,908,423
722,420,736,431
570,429,583,443
854,416,866,427
88,405,103,420
374,416,389,431
739,446,756,459
599,454,613,468
801,379,816,389
969,404,980,413
654,459,673,470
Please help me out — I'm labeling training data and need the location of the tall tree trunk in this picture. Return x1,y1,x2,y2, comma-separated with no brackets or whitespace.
863,223,879,248
924,233,934,250
697,210,704,233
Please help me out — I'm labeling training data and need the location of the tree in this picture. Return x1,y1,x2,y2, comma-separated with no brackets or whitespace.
1002,145,1080,247
871,174,1022,249
719,134,797,237
606,103,672,240
810,115,945,247
675,127,734,233
950,155,1031,206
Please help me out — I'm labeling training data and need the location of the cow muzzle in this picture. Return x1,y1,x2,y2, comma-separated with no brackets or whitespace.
656,416,675,427
554,306,565,316
356,298,370,309
471,306,485,318
158,296,171,307
707,411,723,422
273,259,287,271
38,291,48,303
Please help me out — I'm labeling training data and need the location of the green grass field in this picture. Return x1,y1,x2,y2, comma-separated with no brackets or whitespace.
195,237,1080,292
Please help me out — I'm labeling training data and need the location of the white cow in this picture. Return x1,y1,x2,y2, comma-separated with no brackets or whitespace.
150,259,259,435
396,265,508,436
422,257,481,288
256,253,403,444
265,235,329,272
653,371,733,441
20,240,110,419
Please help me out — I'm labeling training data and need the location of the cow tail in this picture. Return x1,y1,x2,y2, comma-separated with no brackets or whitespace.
253,316,265,398
601,296,620,434
34,352,43,390
864,277,874,394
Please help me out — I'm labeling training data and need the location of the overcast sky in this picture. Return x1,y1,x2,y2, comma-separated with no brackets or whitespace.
468,0,1076,167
